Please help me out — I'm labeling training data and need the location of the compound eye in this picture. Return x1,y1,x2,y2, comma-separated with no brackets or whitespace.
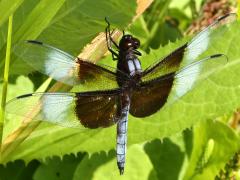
133,38,140,48
119,35,134,50
124,35,132,40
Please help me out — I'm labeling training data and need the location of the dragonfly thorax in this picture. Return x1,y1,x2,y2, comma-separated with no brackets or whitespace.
117,35,142,87
117,55,142,76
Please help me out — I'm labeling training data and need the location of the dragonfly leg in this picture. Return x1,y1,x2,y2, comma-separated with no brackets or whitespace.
109,29,120,49
105,17,119,60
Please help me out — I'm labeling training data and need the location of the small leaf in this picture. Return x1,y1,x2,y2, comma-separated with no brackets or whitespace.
183,120,240,179
144,138,185,180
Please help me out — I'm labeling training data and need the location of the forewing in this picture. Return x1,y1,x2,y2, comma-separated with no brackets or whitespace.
130,54,227,117
6,90,123,129
142,13,237,82
13,41,128,90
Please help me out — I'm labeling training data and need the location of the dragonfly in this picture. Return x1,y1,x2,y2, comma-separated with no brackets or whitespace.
6,13,236,175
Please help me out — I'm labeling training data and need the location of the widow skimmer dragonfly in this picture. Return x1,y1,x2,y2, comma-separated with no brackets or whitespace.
6,13,236,175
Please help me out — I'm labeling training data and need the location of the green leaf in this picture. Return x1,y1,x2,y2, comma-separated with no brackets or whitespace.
0,0,66,76
73,145,155,179
0,76,33,105
0,0,24,28
33,154,84,180
39,0,136,55
73,151,115,179
182,120,240,179
0,160,39,180
144,138,185,180
0,0,38,50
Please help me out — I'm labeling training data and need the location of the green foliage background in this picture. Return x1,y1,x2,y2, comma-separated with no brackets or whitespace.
0,0,240,179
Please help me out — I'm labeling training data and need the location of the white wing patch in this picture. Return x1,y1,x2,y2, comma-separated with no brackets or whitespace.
174,27,210,98
44,50,76,84
174,64,200,98
42,94,74,123
186,29,210,63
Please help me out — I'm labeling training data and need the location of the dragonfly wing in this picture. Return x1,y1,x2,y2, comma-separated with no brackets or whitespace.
130,54,227,117
13,40,129,90
6,90,123,129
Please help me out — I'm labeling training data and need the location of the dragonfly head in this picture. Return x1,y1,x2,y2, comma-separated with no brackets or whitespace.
119,34,140,51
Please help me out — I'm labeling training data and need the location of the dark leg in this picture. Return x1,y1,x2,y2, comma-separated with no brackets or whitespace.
105,17,119,49
106,29,119,60
105,18,119,60
109,29,119,49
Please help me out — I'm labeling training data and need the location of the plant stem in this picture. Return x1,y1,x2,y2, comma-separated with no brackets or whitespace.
0,15,13,133
139,16,150,36
142,0,171,51
189,0,198,19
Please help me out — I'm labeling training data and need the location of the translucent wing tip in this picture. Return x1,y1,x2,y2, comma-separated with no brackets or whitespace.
218,13,237,20
216,13,237,25
210,53,228,62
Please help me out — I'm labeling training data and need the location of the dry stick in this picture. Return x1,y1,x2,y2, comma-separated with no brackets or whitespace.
0,0,153,162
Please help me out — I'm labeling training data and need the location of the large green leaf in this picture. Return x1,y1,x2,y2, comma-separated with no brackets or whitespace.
0,0,39,52
38,0,136,55
0,0,66,74
0,0,24,28
2,17,240,167
0,0,136,76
